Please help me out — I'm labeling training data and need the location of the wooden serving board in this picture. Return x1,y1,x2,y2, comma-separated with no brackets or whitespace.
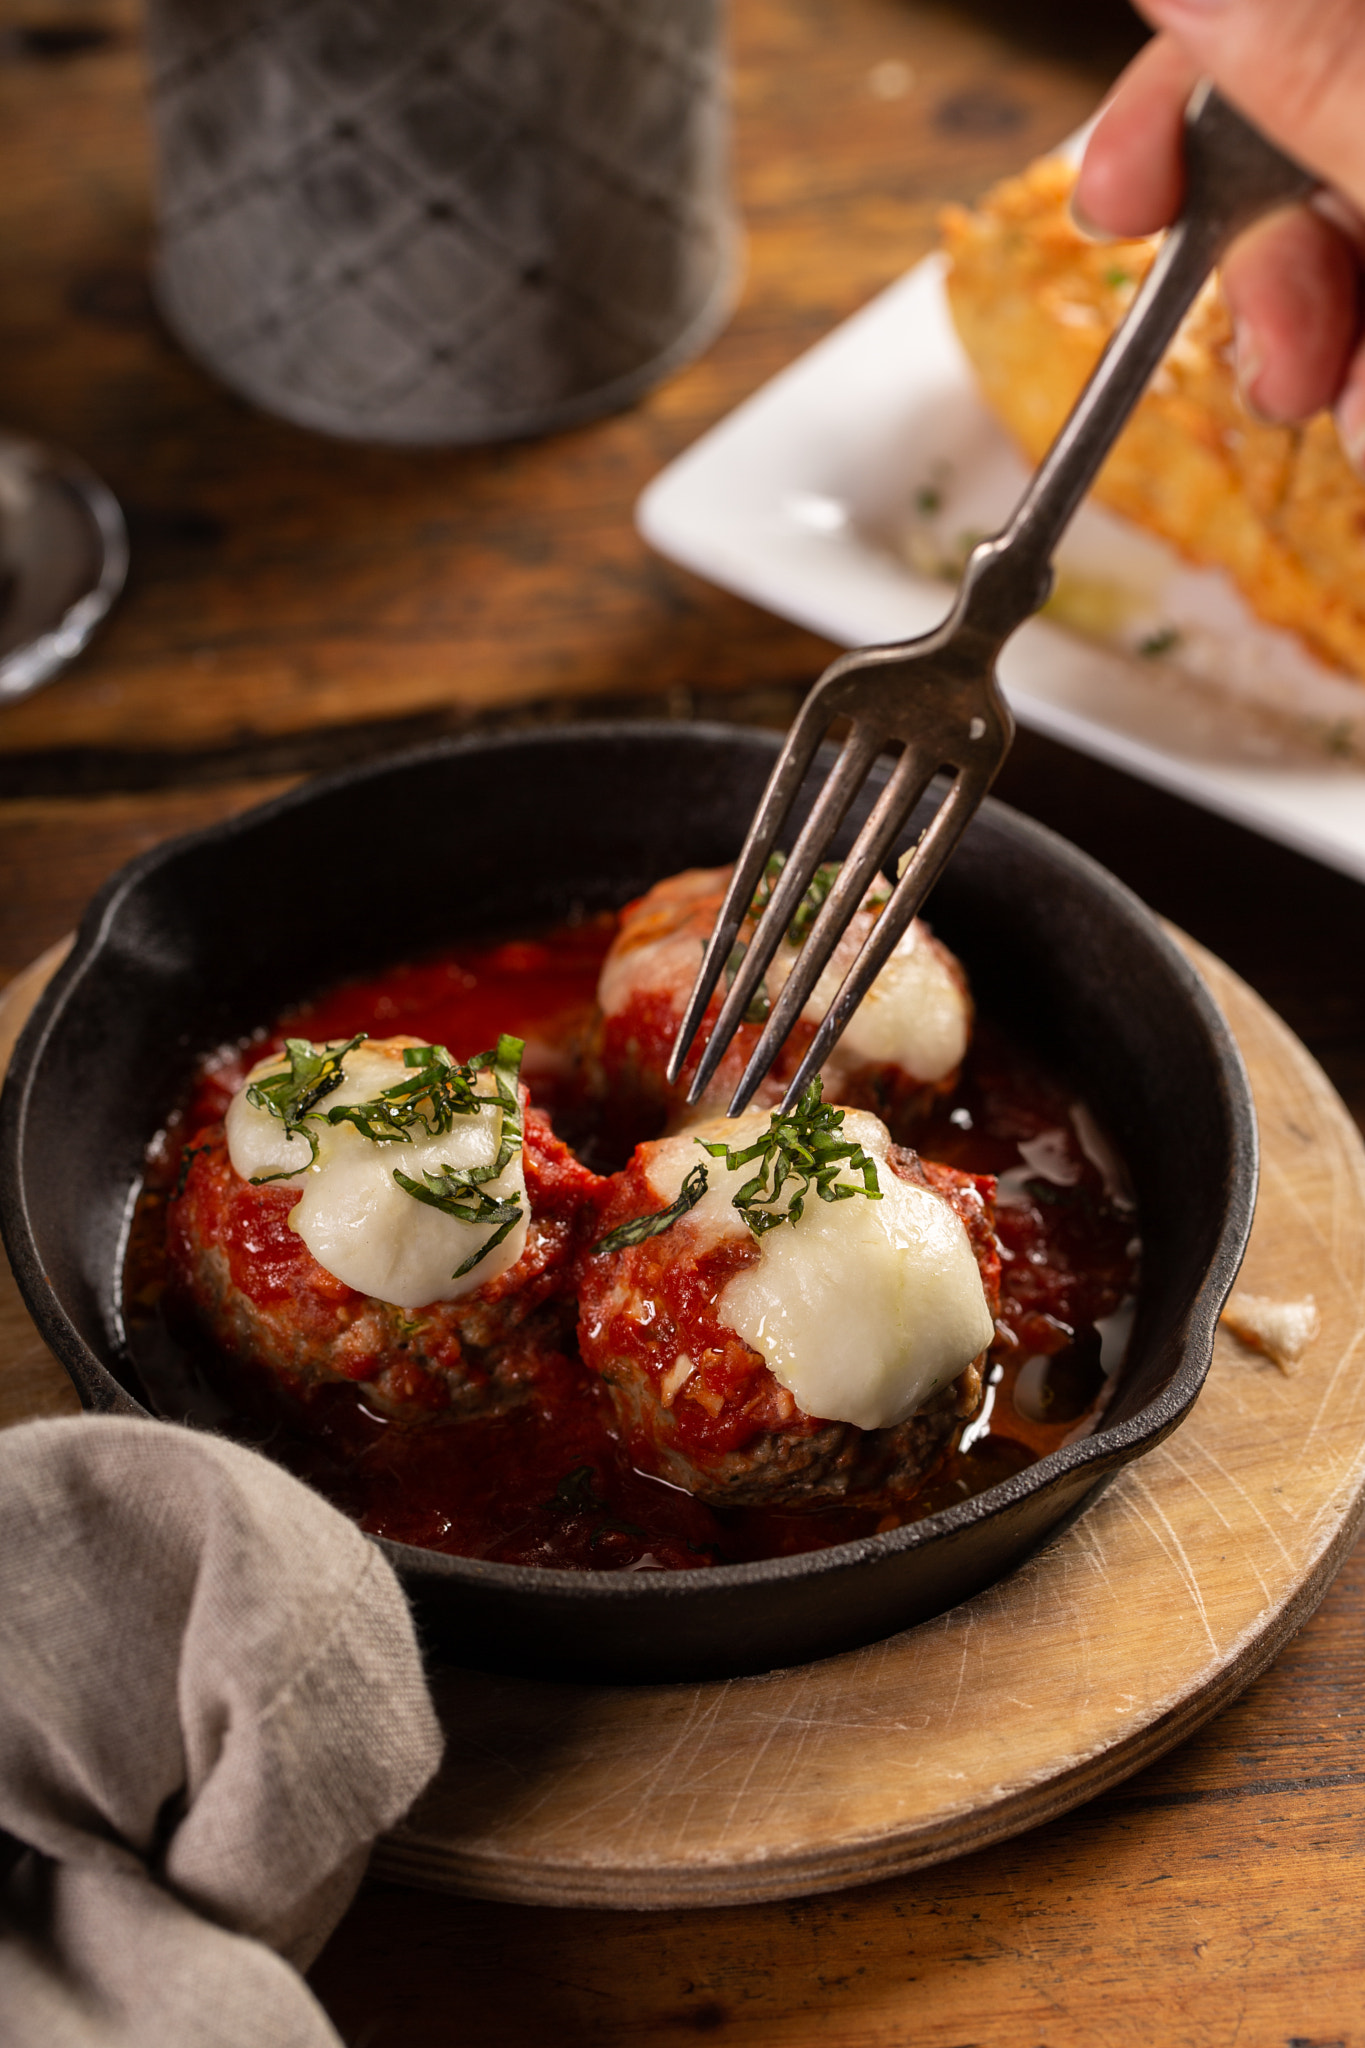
4,934,1365,1911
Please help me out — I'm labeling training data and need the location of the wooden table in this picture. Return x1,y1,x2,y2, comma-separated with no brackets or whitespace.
6,1,1365,2040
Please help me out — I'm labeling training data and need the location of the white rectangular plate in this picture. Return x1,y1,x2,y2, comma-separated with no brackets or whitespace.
638,254,1365,881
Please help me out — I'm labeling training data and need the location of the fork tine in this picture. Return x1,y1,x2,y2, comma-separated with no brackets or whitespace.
682,720,885,1105
726,740,938,1114
776,757,997,1112
664,691,834,1088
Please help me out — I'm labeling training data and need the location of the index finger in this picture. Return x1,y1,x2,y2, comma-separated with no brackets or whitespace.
1075,35,1199,237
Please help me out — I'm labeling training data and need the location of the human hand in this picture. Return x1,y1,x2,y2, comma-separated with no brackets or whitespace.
1075,2,1365,467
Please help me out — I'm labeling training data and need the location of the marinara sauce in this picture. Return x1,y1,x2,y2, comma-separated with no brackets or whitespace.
123,914,1140,1571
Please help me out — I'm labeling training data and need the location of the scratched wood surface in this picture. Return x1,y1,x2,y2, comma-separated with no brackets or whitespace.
0,0,1140,788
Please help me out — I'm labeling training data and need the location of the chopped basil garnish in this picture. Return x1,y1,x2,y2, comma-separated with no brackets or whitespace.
325,1038,492,1141
392,1168,525,1277
783,860,841,946
391,1032,527,1279
593,1084,882,1256
748,850,842,948
748,850,784,922
174,1139,215,1197
724,940,770,1025
245,1030,528,1279
590,1160,710,1257
697,1077,881,1236
723,852,841,1022
245,1032,366,1180
720,856,900,1044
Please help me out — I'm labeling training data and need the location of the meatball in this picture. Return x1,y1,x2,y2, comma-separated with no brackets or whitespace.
594,862,973,1142
167,1100,604,1425
577,1106,1000,1509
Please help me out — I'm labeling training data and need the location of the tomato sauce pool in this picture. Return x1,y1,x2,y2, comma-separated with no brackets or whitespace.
123,914,1140,1572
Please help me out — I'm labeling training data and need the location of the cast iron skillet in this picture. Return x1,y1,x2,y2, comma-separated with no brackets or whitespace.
0,724,1256,1682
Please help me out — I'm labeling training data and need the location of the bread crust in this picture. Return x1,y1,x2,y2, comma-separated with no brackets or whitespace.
942,156,1365,686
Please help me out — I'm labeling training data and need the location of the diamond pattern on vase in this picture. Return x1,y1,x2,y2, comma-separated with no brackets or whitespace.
145,0,738,443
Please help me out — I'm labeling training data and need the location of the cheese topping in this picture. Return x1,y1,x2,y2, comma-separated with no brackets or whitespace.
598,866,968,1086
598,868,722,1020
225,1037,528,1310
766,916,968,1084
643,1109,994,1430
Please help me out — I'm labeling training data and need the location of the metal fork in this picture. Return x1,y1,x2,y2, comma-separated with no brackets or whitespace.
667,83,1314,1117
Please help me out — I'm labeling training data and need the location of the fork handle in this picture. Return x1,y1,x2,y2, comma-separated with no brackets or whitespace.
955,83,1316,642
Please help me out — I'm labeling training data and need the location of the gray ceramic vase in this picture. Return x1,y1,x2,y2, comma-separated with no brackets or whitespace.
144,0,741,443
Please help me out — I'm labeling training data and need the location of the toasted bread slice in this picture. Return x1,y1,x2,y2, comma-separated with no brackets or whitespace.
942,156,1365,686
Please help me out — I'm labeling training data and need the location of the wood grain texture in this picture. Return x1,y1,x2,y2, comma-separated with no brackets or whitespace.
0,944,82,1430
312,1632,1365,2048
0,0,1136,776
3,933,1363,1922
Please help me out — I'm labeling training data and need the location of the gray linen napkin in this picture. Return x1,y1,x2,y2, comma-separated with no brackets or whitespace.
0,1416,444,2048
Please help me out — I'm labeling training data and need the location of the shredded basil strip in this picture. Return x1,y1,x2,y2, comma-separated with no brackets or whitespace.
590,1161,710,1257
245,1029,528,1281
697,1077,882,1236
175,1139,215,1197
748,849,786,924
245,1032,367,1180
324,1038,489,1141
783,861,842,946
748,850,892,948
390,1032,527,1279
392,1170,525,1277
727,857,896,1029
747,851,844,948
724,940,770,1025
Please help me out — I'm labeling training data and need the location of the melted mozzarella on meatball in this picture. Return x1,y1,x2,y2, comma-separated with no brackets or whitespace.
765,917,968,1085
643,1110,994,1430
597,868,722,1021
598,866,969,1087
225,1038,528,1310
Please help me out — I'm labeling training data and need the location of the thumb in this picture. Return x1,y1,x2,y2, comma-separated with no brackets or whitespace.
1136,0,1365,211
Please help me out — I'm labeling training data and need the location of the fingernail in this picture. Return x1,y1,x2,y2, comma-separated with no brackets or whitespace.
1336,382,1365,478
1068,189,1108,241
1234,319,1272,422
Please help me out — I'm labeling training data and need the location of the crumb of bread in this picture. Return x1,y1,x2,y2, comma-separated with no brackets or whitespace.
1220,1291,1320,1374
941,156,1365,688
